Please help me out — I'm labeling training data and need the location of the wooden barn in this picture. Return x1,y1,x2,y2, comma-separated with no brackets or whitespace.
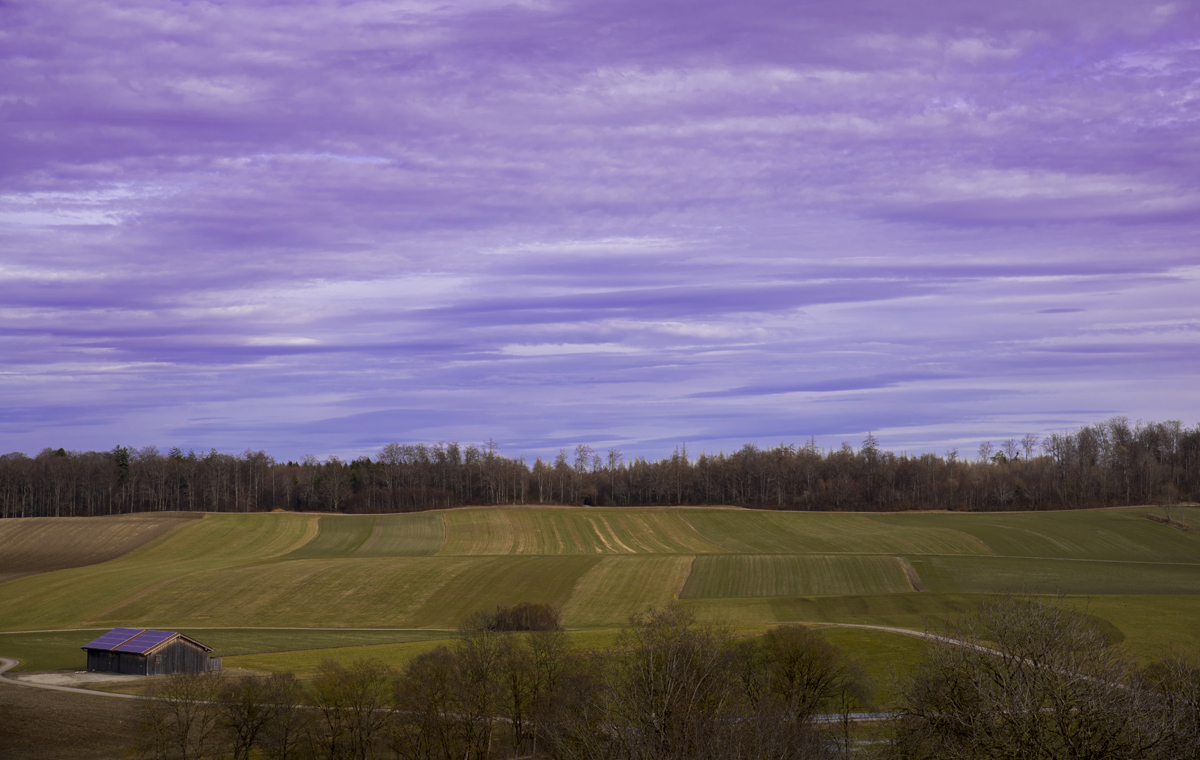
82,628,221,676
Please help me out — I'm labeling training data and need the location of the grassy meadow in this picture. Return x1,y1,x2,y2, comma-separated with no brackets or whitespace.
2,505,1199,685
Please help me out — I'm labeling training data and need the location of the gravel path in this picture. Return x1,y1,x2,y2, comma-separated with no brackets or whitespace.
0,656,144,699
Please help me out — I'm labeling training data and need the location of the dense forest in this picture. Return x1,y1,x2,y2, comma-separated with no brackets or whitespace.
1,417,1197,519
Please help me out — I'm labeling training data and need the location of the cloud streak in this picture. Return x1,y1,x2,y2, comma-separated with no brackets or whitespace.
1,0,1198,460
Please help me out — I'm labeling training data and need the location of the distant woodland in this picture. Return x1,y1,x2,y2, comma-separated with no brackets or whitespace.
1,417,1197,519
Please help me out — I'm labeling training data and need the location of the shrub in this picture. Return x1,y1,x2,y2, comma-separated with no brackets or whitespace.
482,602,563,632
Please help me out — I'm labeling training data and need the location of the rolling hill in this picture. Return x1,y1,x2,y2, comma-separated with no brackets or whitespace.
2,505,1198,674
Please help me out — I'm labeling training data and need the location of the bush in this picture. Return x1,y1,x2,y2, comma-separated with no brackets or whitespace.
480,602,563,632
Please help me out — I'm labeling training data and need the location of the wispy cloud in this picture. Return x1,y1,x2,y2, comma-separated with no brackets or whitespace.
1,0,1198,459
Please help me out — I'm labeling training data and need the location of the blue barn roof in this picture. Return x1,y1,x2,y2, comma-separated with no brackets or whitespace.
82,628,213,655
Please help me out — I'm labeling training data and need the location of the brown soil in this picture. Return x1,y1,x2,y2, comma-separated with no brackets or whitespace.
0,512,200,585
0,681,138,759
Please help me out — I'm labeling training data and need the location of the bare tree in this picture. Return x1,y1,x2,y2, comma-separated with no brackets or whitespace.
1001,439,1021,460
133,671,225,760
890,594,1178,760
1021,434,1039,460
322,457,349,512
977,441,994,462
603,605,735,760
1146,651,1200,757
219,674,278,760
545,605,837,760
392,646,463,760
311,658,394,760
760,624,850,723
259,672,312,760
1160,483,1181,524
379,443,405,511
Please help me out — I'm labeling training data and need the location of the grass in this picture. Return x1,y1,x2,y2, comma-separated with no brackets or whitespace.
678,510,992,556
123,512,315,565
681,555,915,598
409,555,603,627
223,639,452,676
682,592,984,630
1063,595,1200,660
815,626,929,706
92,556,487,629
282,513,448,558
0,513,314,630
285,515,377,558
912,555,1200,596
562,555,694,627
0,628,449,672
0,512,201,584
0,629,110,672
439,508,726,555
223,629,630,678
439,509,517,554
871,507,1200,562
4,506,1200,677
358,512,446,557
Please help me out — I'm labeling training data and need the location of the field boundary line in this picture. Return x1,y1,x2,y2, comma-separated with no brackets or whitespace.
677,555,697,599
280,514,321,556
898,558,928,592
356,515,385,556
436,512,450,555
910,553,1200,567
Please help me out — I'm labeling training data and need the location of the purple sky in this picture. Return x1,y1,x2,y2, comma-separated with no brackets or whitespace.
3,0,1199,461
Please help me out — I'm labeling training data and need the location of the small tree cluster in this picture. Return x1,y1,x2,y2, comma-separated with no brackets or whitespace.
133,671,308,760
544,607,859,760
133,607,859,760
886,594,1200,760
479,602,563,632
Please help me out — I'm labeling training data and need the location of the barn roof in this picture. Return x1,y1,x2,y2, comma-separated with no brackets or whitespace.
82,628,213,655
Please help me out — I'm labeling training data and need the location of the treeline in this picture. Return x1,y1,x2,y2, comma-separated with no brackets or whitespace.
134,606,863,760
2,417,1198,518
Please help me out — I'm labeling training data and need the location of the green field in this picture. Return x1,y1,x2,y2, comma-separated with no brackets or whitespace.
912,555,1200,596
872,507,1200,563
681,555,915,598
2,505,1199,679
0,628,449,673
439,508,726,555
